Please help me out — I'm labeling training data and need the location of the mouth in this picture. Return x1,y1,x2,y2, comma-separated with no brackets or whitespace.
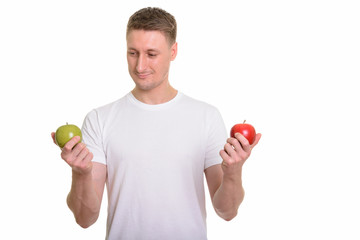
136,72,152,79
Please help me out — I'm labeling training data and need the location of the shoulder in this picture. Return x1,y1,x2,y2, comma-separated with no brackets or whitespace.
96,95,129,115
179,93,222,117
82,94,130,138
85,94,129,119
180,93,219,110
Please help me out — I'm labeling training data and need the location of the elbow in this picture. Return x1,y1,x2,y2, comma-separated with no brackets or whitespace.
75,215,98,229
222,211,238,221
73,207,100,228
223,213,237,221
67,196,100,229
215,208,238,222
77,221,92,229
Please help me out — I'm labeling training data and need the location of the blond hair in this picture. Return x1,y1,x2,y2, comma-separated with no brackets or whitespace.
127,7,177,45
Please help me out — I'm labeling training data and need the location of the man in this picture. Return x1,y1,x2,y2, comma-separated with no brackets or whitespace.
52,7,261,240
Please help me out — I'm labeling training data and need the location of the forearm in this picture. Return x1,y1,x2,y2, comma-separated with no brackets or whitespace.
212,173,245,221
67,171,101,228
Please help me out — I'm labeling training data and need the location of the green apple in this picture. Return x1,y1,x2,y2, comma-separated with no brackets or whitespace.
55,123,82,148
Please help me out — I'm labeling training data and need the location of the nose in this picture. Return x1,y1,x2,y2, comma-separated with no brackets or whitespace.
136,54,148,73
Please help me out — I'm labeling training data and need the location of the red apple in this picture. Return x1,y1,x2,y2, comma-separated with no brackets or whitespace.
230,120,256,145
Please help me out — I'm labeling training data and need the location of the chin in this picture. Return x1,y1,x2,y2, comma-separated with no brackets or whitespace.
134,81,156,91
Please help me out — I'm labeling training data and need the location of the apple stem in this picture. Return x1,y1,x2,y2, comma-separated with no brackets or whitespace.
243,120,246,124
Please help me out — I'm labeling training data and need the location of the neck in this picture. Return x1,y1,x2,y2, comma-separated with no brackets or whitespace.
131,84,178,105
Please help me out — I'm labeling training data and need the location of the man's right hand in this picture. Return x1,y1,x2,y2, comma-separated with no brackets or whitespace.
51,132,93,175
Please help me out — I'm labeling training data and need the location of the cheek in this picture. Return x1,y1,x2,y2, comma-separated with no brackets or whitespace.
147,59,159,71
127,57,136,69
152,58,169,71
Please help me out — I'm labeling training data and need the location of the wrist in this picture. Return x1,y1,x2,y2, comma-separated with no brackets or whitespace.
71,161,93,177
72,169,93,181
222,175,243,189
222,167,243,184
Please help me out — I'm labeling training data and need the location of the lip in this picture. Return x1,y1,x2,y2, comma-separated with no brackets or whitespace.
136,72,151,79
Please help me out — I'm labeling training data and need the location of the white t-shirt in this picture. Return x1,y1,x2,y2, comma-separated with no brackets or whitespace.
82,92,227,240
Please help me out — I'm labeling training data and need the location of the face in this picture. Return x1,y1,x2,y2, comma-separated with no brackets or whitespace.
126,30,177,92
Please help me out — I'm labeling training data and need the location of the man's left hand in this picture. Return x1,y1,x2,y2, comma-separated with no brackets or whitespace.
220,132,262,178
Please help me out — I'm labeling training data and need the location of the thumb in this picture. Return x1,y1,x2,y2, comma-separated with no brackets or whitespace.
251,133,262,148
51,132,57,145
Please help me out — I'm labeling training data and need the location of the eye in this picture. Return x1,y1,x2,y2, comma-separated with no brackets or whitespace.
148,53,157,57
128,51,137,56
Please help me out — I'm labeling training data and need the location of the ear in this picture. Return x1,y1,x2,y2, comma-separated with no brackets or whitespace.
170,42,178,61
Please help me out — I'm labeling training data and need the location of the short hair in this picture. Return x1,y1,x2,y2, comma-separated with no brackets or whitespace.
126,7,177,45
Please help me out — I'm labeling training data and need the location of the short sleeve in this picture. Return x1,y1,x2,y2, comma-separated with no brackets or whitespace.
81,110,106,165
204,107,228,169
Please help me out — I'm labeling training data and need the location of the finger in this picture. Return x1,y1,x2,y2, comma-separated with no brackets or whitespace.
219,149,231,165
83,151,94,163
227,137,242,153
235,133,251,152
224,142,236,158
76,146,90,162
62,136,81,153
251,133,262,148
71,142,86,158
82,152,94,170
71,150,93,174
80,153,94,174
51,132,56,144
64,143,86,167
71,146,90,169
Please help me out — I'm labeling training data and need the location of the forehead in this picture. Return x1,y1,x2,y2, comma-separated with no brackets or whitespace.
126,30,170,49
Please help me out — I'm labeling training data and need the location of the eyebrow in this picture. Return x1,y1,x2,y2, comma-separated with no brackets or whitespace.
127,47,160,53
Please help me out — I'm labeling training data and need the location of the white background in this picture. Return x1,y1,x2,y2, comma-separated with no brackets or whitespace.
1,0,359,239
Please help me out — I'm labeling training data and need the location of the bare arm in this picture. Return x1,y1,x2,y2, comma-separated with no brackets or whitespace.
205,164,245,221
52,133,106,228
205,133,261,221
67,162,106,228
